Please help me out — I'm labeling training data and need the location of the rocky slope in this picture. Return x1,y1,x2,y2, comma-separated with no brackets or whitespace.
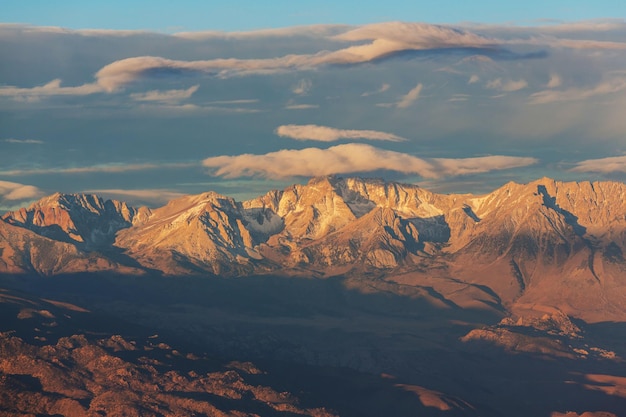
115,192,264,275
0,220,138,276
0,287,341,417
2,193,150,249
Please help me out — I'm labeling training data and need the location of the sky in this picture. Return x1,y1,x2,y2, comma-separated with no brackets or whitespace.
2,2,626,211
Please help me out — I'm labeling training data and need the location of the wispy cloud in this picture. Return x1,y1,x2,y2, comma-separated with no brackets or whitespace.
519,37,626,50
3,138,44,144
89,22,494,92
0,162,197,176
449,94,469,102
432,155,537,176
291,79,312,95
486,78,528,92
530,77,626,104
570,155,626,173
0,180,44,201
362,83,390,97
173,24,349,40
546,74,562,88
0,79,103,98
396,83,423,108
130,85,199,103
275,125,406,142
379,83,423,108
202,143,537,179
285,104,320,110
205,99,259,105
468,75,480,84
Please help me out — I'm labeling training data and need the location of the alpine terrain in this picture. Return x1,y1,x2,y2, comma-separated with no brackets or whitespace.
1,176,625,416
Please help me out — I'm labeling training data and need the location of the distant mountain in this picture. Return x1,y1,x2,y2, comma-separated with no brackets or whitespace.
2,193,150,249
3,176,626,321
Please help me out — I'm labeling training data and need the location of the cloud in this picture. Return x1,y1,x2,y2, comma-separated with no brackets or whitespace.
5,20,625,99
432,155,538,176
3,138,44,144
284,104,320,110
130,85,199,103
486,78,528,92
90,22,494,91
531,37,626,50
0,79,103,98
0,183,45,212
449,94,469,102
333,21,493,47
546,74,562,88
275,125,406,142
205,99,259,105
0,162,197,176
291,79,312,95
173,24,349,40
83,189,187,206
362,83,390,97
202,143,537,179
0,181,44,204
530,77,626,104
396,83,423,108
468,75,480,84
570,155,626,173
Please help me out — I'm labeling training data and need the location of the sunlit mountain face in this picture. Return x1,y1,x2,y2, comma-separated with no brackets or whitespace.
1,176,626,416
3,6,626,415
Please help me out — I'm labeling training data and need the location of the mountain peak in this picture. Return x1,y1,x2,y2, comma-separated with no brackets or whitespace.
2,192,144,248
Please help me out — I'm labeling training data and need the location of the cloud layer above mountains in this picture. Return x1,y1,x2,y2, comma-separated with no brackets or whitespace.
202,143,537,179
2,19,626,205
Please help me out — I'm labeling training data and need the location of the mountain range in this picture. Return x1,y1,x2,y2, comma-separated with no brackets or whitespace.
2,176,626,322
2,176,626,416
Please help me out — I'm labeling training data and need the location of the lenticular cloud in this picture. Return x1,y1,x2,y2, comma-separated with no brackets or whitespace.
275,125,406,142
202,143,537,179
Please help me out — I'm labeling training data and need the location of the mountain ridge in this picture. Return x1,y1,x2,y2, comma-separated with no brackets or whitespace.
2,176,626,322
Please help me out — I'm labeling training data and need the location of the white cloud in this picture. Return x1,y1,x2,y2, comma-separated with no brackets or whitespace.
291,79,312,95
486,78,528,92
526,37,626,50
396,83,423,108
3,138,44,144
130,85,199,103
285,104,320,110
202,143,537,179
0,79,103,97
205,99,259,105
449,94,469,102
173,24,349,40
468,75,480,84
432,155,538,176
0,181,44,201
333,22,493,47
90,22,494,92
0,162,197,176
275,125,406,142
570,155,626,173
530,77,626,104
362,83,390,97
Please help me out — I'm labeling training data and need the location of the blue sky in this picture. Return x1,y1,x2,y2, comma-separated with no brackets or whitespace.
2,3,626,211
4,1,625,31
